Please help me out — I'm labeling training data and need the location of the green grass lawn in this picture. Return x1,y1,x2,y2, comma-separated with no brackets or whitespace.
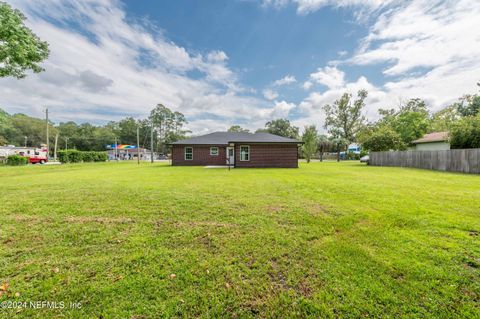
0,162,479,318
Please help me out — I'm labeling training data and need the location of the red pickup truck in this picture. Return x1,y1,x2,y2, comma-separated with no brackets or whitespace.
17,148,49,164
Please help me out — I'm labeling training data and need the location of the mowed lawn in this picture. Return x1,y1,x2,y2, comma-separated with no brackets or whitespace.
0,162,479,318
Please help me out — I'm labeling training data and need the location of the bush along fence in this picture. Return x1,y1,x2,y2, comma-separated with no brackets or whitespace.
370,149,480,174
57,150,108,163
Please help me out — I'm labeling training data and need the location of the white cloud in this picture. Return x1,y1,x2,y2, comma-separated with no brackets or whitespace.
273,75,297,86
262,0,394,15
263,89,279,100
262,0,290,9
0,0,265,134
206,50,228,63
351,0,480,77
302,81,313,90
298,76,385,124
308,66,345,89
292,0,480,131
266,100,296,118
348,0,480,111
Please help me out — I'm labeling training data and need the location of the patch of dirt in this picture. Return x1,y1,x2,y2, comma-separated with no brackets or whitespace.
65,216,136,224
266,204,284,213
174,220,236,228
268,258,290,291
197,233,217,251
296,278,314,297
306,202,341,216
240,299,265,316
469,230,478,237
13,215,47,223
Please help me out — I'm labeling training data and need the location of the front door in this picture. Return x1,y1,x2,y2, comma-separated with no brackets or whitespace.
226,147,234,165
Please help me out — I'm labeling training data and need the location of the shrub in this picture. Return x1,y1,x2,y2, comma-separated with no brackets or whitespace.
450,115,480,149
6,154,28,166
69,150,83,163
58,150,82,163
362,126,406,151
93,152,108,162
82,151,95,162
57,150,69,163
57,150,107,163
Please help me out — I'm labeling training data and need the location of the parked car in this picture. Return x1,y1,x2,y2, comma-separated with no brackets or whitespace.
360,155,369,163
0,146,48,164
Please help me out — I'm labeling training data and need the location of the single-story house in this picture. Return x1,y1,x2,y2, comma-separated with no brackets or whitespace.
170,132,302,168
411,132,450,151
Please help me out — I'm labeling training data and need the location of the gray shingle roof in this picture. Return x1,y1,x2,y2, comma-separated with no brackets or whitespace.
171,132,301,145
412,132,449,144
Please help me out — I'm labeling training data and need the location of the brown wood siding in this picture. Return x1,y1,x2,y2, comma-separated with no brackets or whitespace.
234,144,298,168
171,145,227,166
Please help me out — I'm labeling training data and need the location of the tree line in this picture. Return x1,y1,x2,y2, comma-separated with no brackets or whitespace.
3,81,478,158
297,84,480,162
0,104,190,154
1,2,479,160
225,84,480,163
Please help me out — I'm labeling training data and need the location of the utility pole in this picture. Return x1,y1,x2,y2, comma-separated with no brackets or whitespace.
24,136,27,147
45,108,49,159
137,126,140,165
150,121,154,163
54,133,59,161
65,137,69,150
114,136,118,161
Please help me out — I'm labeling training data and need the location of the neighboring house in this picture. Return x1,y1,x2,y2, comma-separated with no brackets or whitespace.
170,132,302,168
411,132,450,151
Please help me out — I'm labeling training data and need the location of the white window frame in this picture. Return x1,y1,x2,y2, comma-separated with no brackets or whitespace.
210,147,219,156
240,145,250,161
184,147,193,160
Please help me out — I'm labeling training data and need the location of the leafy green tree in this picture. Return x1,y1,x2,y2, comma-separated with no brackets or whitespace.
118,117,138,145
150,104,189,153
0,107,11,144
361,126,406,151
257,119,299,139
228,125,249,133
456,84,480,117
0,2,49,78
0,107,9,124
301,125,318,163
92,125,116,150
378,98,430,145
429,105,459,132
5,113,56,148
323,90,367,143
317,134,332,162
330,137,348,162
449,115,480,149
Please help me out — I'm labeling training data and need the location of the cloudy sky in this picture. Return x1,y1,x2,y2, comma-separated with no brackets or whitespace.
1,0,479,134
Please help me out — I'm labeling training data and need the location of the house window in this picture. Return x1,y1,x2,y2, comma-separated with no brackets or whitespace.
184,147,193,160
210,147,219,156
240,145,250,161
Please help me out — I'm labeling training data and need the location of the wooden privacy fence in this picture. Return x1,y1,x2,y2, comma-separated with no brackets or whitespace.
369,149,480,174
